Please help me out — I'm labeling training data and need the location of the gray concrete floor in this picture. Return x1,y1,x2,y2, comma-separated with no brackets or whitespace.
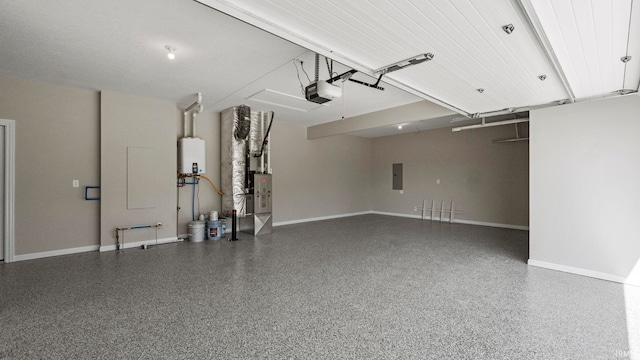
0,215,636,359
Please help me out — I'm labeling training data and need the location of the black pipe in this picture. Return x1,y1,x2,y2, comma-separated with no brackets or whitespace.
230,210,238,241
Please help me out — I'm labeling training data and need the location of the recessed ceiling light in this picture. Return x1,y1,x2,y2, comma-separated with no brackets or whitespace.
165,45,176,60
502,24,515,34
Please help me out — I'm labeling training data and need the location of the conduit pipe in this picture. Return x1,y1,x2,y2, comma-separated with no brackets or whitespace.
452,118,529,132
183,92,203,137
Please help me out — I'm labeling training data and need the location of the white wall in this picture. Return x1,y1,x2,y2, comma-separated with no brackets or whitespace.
529,95,640,286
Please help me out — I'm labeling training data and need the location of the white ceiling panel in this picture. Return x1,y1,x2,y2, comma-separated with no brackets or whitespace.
3,0,636,139
528,0,634,98
198,0,574,116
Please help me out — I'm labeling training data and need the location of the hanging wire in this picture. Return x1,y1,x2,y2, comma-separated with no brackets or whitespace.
325,57,338,78
293,60,306,97
622,0,634,89
300,59,312,83
341,80,346,120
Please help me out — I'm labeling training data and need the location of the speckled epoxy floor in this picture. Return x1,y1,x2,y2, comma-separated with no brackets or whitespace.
0,215,636,359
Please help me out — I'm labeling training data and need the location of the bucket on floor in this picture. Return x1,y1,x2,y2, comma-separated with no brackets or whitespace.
207,220,223,240
188,221,205,242
221,218,227,235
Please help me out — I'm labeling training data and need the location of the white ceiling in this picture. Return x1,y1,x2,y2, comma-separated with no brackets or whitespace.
1,0,638,138
198,0,640,114
0,0,421,132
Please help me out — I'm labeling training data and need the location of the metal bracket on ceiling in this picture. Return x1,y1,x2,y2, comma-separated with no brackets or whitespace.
493,123,529,143
326,68,385,91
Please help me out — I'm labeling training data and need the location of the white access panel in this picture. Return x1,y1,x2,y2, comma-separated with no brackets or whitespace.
178,138,205,175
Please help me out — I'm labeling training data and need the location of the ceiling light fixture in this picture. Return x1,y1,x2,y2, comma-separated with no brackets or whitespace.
477,88,485,93
398,125,403,130
538,75,547,81
165,45,176,60
621,56,632,63
502,24,515,34
376,53,434,75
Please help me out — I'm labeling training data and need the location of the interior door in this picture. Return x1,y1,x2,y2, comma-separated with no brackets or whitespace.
0,125,4,261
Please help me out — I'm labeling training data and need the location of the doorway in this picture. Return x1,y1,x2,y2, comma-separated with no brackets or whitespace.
0,119,15,262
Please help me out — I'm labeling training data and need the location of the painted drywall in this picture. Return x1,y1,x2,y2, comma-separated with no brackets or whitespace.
371,125,529,227
0,75,100,255
176,110,222,235
307,100,455,139
270,121,372,223
100,91,178,247
529,95,640,285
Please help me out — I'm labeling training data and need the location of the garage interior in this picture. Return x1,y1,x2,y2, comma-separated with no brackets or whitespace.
0,0,639,358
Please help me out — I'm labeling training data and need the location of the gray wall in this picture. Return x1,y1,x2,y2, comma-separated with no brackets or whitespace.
371,126,529,227
0,75,100,255
100,91,178,247
530,95,640,285
0,74,530,258
307,100,455,139
271,121,372,223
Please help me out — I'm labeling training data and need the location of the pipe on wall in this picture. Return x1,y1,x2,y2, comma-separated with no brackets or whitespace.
183,93,203,138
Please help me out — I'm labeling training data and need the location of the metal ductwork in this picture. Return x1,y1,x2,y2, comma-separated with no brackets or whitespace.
221,106,273,236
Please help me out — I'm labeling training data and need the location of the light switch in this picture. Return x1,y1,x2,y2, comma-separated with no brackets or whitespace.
73,180,79,188
437,179,440,184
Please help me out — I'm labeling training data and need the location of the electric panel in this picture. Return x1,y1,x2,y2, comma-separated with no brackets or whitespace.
393,163,403,190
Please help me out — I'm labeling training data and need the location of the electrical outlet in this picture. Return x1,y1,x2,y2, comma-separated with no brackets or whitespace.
72,180,79,188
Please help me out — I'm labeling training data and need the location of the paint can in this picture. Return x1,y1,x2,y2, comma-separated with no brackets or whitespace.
188,221,205,242
207,220,223,240
210,211,219,221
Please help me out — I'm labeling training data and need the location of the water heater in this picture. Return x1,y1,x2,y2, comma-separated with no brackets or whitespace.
178,138,205,175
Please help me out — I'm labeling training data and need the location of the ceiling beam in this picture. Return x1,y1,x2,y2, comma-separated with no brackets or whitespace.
515,0,576,103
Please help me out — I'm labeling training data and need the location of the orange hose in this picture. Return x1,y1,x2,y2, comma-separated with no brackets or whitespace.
200,175,224,195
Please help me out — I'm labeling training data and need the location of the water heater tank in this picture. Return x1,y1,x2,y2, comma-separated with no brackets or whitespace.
178,138,205,175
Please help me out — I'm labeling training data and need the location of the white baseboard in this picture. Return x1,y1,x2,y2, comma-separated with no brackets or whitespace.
527,259,639,286
370,211,423,219
13,245,100,262
273,211,372,227
454,219,529,231
99,237,181,252
370,211,529,230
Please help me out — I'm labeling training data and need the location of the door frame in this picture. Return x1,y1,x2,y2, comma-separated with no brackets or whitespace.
0,119,15,262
